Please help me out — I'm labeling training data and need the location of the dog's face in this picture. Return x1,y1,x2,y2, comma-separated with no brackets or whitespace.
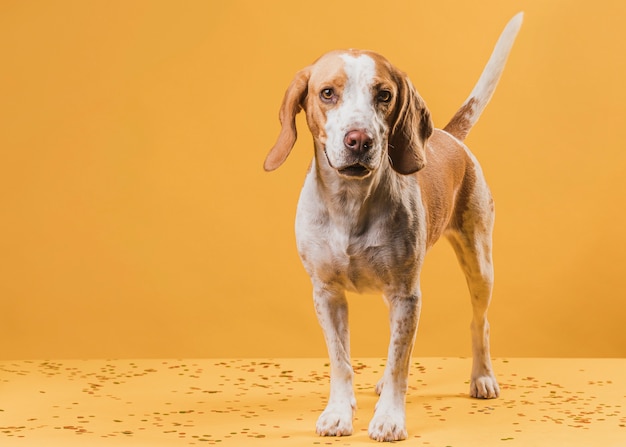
305,51,395,179
264,50,434,177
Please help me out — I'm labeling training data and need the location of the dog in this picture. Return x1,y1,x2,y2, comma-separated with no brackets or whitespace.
264,13,523,442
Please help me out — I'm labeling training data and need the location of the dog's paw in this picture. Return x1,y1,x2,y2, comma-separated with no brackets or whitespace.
470,374,500,399
368,410,407,442
316,403,354,437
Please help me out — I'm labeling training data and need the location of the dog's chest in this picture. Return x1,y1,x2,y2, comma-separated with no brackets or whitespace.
331,227,391,292
296,203,419,294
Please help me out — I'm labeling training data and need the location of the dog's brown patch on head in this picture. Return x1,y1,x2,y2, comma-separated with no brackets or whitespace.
368,52,403,120
303,52,349,145
354,51,434,175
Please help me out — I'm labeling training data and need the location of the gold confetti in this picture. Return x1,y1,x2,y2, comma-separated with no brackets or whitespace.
0,358,623,445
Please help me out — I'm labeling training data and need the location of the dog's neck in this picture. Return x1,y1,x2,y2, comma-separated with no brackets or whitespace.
311,143,410,232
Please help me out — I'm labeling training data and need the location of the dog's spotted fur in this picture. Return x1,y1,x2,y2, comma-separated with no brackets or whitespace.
265,13,523,442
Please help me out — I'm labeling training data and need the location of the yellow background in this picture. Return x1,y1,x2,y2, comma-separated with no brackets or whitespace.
1,0,625,360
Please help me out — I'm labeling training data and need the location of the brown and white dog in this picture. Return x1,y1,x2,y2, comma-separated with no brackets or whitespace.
264,13,523,442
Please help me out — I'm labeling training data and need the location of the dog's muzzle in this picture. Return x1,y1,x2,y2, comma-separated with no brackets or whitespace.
323,148,376,179
324,129,379,179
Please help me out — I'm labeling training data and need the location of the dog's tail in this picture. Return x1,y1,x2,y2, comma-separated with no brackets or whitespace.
443,12,523,141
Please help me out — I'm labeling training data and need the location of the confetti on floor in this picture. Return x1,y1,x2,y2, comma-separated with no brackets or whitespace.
0,358,624,446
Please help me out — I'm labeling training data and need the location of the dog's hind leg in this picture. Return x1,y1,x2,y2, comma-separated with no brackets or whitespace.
447,183,500,399
313,286,356,436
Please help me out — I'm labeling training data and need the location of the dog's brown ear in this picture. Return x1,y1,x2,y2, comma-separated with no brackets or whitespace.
388,72,433,175
264,68,310,171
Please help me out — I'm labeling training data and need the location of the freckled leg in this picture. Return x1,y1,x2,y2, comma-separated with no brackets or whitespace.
313,286,356,436
369,293,421,442
448,226,500,399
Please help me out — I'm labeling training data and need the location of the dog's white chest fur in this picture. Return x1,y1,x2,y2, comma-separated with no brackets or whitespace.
295,168,424,295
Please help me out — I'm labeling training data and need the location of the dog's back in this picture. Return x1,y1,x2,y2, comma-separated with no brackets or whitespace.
419,12,523,247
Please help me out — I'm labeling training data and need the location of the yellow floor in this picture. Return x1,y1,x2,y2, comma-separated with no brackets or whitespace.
1,358,624,446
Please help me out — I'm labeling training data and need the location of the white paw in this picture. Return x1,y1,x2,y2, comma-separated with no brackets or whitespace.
368,410,407,442
470,374,500,399
316,402,354,437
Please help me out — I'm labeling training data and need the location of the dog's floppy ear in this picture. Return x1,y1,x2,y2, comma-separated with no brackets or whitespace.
388,72,433,175
264,68,310,171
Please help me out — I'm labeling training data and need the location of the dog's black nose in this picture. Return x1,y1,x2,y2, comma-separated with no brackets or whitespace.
344,130,373,153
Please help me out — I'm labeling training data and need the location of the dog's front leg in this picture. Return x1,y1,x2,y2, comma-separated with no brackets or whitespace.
369,293,421,442
314,286,356,436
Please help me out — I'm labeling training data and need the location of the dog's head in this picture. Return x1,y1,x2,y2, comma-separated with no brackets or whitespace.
264,50,433,178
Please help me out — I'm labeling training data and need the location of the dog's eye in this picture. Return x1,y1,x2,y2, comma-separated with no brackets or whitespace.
320,88,335,102
377,90,392,103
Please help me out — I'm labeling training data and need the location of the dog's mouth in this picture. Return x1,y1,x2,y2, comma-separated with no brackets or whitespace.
338,163,371,178
323,147,373,179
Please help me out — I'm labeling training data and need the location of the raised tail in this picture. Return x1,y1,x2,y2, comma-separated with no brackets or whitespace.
443,12,523,141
